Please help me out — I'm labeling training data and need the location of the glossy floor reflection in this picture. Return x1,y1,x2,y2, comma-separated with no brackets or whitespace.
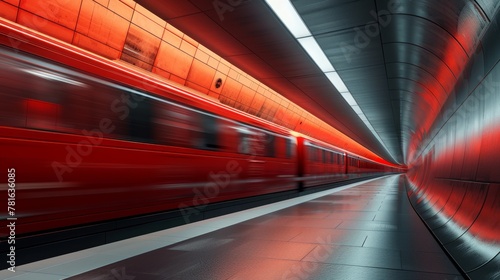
7,175,465,279
66,175,463,279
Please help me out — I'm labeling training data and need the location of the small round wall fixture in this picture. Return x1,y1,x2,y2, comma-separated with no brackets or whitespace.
215,78,223,88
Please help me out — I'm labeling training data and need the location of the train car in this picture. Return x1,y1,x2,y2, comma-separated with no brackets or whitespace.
0,20,298,236
297,135,399,189
346,154,398,176
296,135,349,189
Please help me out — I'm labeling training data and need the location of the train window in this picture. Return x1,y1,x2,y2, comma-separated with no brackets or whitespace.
127,93,154,143
2,64,90,132
61,82,129,138
218,119,239,153
60,85,95,132
24,99,60,131
154,102,199,148
0,57,26,127
265,133,275,157
199,113,219,150
24,75,64,131
0,90,26,128
239,126,261,155
239,131,251,155
322,149,326,163
285,138,292,158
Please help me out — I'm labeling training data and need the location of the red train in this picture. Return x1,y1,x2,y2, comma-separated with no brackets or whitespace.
0,19,400,237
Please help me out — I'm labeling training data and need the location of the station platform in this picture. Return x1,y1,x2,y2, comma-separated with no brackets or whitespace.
2,175,464,279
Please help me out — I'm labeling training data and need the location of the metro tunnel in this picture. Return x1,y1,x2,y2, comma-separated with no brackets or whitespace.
0,0,499,279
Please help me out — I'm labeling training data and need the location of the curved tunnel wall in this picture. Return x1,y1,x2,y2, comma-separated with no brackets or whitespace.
407,9,500,280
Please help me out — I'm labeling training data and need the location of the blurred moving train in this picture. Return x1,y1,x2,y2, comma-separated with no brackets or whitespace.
0,19,401,237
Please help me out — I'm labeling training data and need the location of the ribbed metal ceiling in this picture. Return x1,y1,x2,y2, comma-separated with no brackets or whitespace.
136,0,500,164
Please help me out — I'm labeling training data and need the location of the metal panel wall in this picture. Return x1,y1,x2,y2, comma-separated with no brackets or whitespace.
407,10,500,280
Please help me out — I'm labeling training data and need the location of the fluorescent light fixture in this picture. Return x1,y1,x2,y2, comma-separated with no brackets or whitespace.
265,0,311,38
298,37,335,72
325,72,348,92
352,105,363,114
265,0,400,164
265,1,335,72
340,92,357,106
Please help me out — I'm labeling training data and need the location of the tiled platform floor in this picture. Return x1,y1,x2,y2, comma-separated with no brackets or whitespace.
2,175,464,279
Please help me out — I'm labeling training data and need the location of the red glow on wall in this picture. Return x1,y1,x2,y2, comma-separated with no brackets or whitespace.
408,124,500,245
407,13,480,164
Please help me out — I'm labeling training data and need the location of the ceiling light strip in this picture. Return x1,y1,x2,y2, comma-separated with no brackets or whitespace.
264,0,312,38
265,0,398,163
298,37,335,72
